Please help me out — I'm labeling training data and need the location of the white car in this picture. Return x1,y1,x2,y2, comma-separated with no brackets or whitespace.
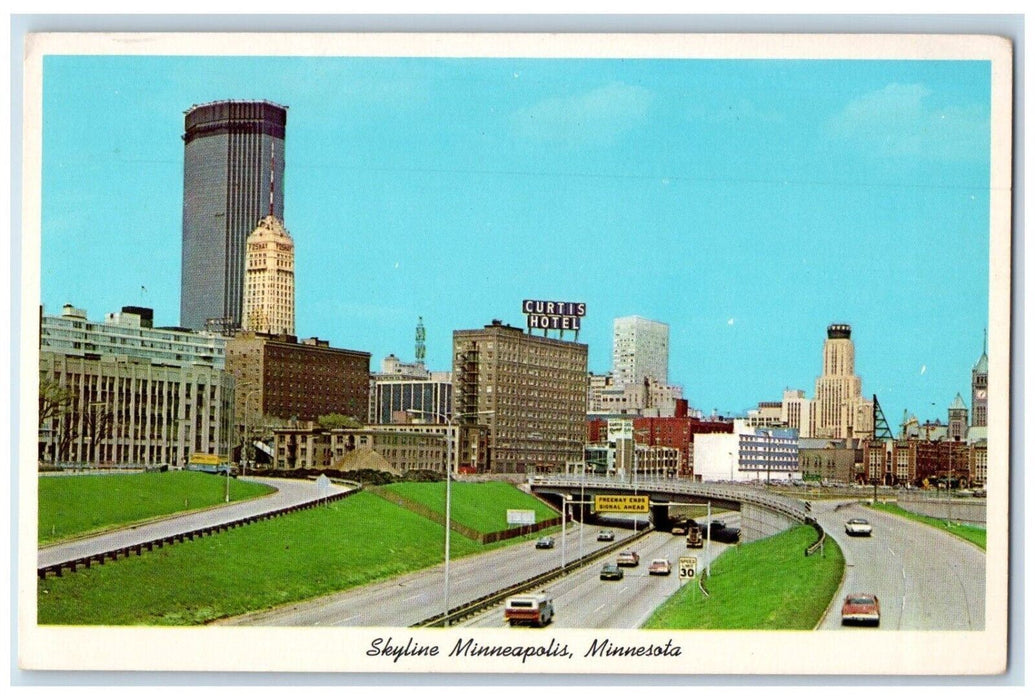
845,518,873,536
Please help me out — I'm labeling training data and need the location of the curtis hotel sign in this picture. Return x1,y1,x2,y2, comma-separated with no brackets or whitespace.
522,299,587,339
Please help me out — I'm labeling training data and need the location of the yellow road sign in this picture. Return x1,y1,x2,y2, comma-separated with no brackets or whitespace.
190,453,221,465
593,494,649,513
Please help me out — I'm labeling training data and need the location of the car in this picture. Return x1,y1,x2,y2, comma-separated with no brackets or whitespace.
600,563,624,581
597,530,615,542
841,593,881,626
535,536,555,549
705,520,726,532
845,518,873,536
648,558,672,576
616,550,640,567
504,593,554,627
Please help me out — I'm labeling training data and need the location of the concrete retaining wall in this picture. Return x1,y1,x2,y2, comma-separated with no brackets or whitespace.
895,497,986,525
740,502,799,542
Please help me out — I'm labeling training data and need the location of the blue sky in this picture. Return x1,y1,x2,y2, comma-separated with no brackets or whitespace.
39,55,991,425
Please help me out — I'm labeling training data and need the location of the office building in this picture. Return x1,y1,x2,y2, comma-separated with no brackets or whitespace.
242,215,295,336
612,316,669,387
814,324,873,440
694,422,801,483
180,100,287,331
39,351,234,467
40,304,225,369
454,320,587,473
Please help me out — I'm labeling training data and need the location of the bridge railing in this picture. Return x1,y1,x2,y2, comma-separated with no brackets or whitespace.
531,476,810,523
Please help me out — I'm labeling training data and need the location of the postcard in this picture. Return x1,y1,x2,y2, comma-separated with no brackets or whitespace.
17,30,1012,676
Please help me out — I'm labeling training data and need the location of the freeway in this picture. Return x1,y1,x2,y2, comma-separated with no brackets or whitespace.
461,515,739,629
38,476,349,570
218,522,645,627
815,500,985,630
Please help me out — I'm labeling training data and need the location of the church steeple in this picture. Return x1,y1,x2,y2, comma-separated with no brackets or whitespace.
971,331,988,428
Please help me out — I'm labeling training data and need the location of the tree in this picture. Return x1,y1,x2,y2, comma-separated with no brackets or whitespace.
318,413,362,430
39,377,73,425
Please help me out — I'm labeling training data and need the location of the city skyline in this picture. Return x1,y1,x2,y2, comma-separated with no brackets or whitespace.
39,54,992,424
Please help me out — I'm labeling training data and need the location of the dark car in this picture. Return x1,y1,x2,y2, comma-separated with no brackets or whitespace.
535,536,555,549
600,563,624,581
709,526,741,544
597,530,615,542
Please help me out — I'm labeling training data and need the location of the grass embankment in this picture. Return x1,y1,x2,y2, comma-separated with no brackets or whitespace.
38,472,276,545
382,481,558,533
38,491,486,625
644,525,844,630
867,501,986,550
37,482,562,625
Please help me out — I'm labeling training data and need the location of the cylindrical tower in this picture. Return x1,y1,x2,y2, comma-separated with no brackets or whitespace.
180,100,287,331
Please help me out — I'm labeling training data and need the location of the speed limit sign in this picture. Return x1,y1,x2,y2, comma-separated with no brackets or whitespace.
678,556,697,580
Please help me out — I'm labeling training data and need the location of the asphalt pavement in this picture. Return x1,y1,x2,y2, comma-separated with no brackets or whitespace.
814,500,985,631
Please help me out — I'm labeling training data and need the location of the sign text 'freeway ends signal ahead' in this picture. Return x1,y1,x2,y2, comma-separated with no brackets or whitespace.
593,494,649,514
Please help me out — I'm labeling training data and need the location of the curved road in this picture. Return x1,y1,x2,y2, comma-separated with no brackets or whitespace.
815,500,985,630
219,522,645,627
38,476,349,569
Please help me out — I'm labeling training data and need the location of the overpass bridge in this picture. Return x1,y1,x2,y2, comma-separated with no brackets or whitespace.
529,476,811,543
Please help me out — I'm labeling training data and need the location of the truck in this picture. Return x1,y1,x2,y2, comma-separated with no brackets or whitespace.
503,593,555,627
686,524,703,548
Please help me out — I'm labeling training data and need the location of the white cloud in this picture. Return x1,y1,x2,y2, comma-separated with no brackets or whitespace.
826,83,988,161
512,82,652,146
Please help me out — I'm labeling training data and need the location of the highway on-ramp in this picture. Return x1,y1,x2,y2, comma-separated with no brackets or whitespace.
815,500,985,631
38,476,350,570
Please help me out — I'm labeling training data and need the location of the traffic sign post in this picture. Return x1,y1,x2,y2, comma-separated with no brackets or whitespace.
678,556,697,581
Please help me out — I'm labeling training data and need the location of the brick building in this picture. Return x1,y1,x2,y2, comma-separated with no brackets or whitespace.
586,414,733,478
226,331,370,436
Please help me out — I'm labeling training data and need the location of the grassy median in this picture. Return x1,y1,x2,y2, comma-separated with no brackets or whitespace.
643,525,844,630
38,472,276,544
867,501,986,550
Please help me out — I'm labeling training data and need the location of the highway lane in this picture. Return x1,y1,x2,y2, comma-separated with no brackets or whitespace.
461,514,739,629
815,500,985,631
38,476,349,569
218,522,644,627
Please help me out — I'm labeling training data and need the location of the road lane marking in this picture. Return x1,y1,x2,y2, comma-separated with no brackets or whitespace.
402,593,424,602
592,603,607,613
887,546,897,557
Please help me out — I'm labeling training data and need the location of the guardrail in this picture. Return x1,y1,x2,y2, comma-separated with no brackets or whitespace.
531,477,810,522
412,526,656,628
38,486,361,580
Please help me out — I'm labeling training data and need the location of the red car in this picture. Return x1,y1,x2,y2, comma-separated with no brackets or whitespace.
841,593,881,626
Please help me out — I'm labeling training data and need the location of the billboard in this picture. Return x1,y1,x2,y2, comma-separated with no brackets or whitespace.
506,509,536,526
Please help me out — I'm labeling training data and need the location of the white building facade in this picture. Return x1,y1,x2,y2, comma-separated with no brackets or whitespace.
693,421,801,483
612,316,669,387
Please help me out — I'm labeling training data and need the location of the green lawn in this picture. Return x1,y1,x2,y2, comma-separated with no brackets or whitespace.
38,472,276,545
38,491,488,626
867,501,986,550
643,525,844,630
382,481,559,533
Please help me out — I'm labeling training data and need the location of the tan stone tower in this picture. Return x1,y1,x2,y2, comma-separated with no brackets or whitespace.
242,215,295,336
814,323,868,440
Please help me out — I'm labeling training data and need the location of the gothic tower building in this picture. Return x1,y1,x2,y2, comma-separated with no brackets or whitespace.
971,333,988,427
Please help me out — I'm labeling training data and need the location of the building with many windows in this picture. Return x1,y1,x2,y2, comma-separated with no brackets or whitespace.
693,422,801,483
814,324,873,440
180,100,287,331
242,215,295,336
41,304,225,368
453,320,587,473
225,332,370,436
39,351,234,468
368,354,453,425
612,316,669,388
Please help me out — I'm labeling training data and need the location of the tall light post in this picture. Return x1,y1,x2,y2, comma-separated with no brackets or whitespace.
406,407,492,626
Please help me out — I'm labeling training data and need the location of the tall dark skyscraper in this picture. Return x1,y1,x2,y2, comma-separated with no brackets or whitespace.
180,100,287,331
